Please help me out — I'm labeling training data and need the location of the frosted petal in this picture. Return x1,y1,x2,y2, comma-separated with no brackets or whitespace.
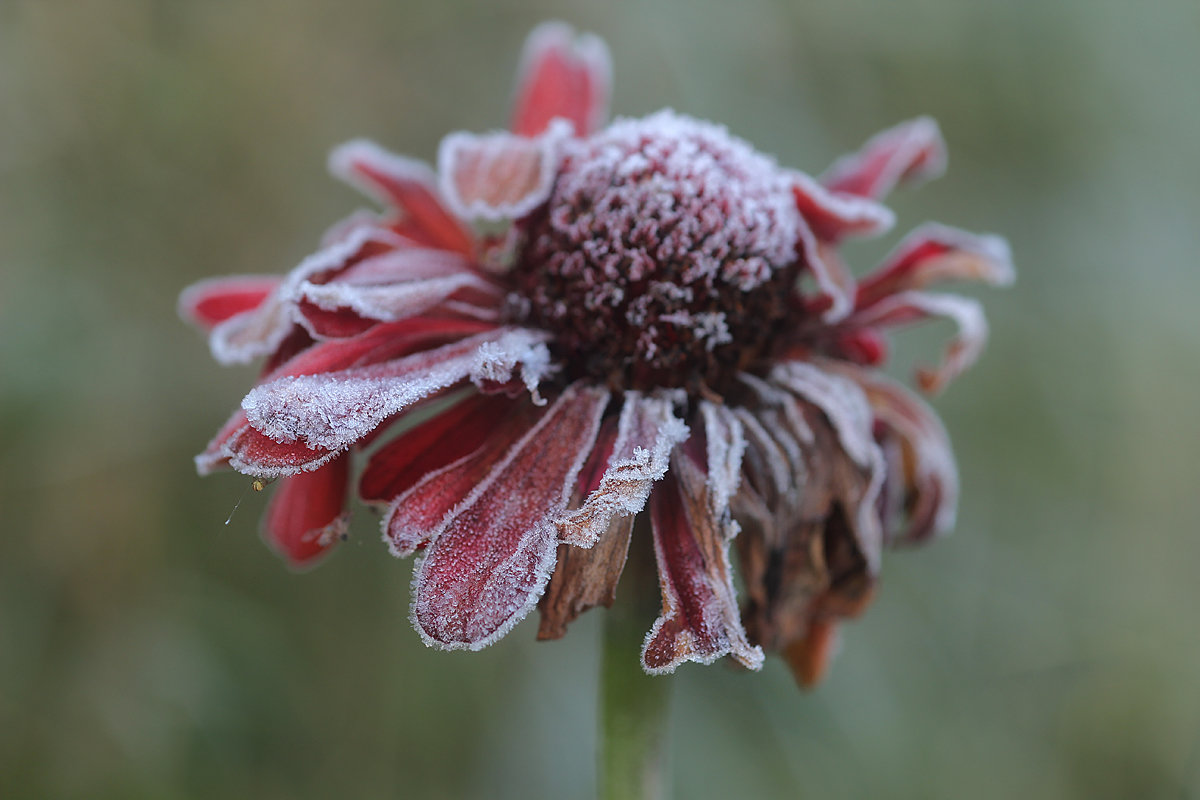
769,361,878,470
511,21,612,137
298,273,500,324
821,117,947,199
554,391,689,547
700,401,745,522
262,455,350,568
328,139,476,256
642,453,764,674
790,170,894,241
855,223,1015,309
178,275,280,332
438,120,571,221
241,329,546,450
412,383,609,650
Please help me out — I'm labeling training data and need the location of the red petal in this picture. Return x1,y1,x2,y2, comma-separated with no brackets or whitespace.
555,391,689,547
361,392,514,503
438,124,569,221
262,454,351,568
178,275,280,331
855,223,1014,310
195,409,248,475
225,424,338,477
791,171,894,241
412,384,609,650
641,452,764,674
328,140,476,257
510,22,611,137
383,400,541,556
821,117,947,199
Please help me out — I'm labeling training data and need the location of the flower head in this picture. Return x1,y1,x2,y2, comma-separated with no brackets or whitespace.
181,22,1012,684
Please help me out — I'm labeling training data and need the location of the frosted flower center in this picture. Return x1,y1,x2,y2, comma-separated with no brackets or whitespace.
511,110,803,391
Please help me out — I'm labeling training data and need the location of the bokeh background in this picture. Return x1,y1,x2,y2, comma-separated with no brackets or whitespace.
3,0,1198,797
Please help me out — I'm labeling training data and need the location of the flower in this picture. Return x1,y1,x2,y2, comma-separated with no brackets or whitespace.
180,22,1012,685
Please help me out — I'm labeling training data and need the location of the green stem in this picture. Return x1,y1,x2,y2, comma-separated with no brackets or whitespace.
599,531,672,800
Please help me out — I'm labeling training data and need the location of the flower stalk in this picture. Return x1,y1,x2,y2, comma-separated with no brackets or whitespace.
600,531,672,800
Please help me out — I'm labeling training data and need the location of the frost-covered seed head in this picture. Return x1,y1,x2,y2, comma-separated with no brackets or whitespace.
511,110,803,392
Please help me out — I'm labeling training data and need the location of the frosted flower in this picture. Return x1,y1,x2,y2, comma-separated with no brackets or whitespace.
180,22,1012,684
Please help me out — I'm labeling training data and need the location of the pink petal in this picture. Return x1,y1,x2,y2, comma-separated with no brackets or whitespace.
262,454,351,568
821,117,947,199
554,391,689,547
328,140,476,257
438,121,570,221
797,227,856,323
412,383,609,650
847,291,988,394
241,328,548,451
178,275,281,331
855,223,1015,309
297,273,501,326
383,400,541,557
790,170,894,241
642,452,764,674
360,392,513,504
510,21,612,137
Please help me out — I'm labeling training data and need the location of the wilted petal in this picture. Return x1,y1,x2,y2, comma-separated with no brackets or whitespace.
510,21,612,137
241,328,548,451
178,275,280,331
412,384,609,650
821,116,947,199
361,392,513,504
642,453,764,674
848,290,988,394
782,618,840,689
262,454,351,568
554,391,689,547
438,120,571,221
383,400,539,556
700,401,746,518
538,514,634,640
855,223,1015,309
837,365,959,543
797,225,856,323
790,170,894,241
328,139,476,256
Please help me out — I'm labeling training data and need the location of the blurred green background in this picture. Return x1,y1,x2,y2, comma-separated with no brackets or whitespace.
2,0,1198,797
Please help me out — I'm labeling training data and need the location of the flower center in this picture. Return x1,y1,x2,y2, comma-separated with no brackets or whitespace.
510,111,803,393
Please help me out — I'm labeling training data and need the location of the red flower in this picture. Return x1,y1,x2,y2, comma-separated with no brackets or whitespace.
180,22,1012,684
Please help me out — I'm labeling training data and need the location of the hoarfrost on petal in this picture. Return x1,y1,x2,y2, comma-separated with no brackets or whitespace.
511,21,612,137
700,401,746,522
821,117,947,199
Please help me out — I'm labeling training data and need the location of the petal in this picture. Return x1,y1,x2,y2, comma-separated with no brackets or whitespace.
537,513,634,640
262,454,351,568
782,618,840,689
224,424,339,478
383,399,540,557
642,452,764,674
510,21,612,137
821,116,947,199
847,291,989,394
328,139,476,257
178,275,280,331
700,401,746,518
360,392,513,504
797,226,856,323
554,391,689,547
241,328,548,451
838,365,959,543
438,120,571,221
790,170,894,241
855,223,1015,309
195,409,249,475
412,383,610,650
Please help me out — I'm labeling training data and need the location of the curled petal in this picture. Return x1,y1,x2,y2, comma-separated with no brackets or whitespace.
224,424,339,478
700,401,746,518
790,170,894,241
555,391,689,547
328,139,476,256
241,328,548,451
642,453,764,674
855,223,1015,309
178,275,280,332
797,226,856,323
438,120,571,221
821,117,947,199
297,273,501,325
510,21,612,137
195,409,249,475
412,384,609,650
262,455,351,568
849,291,988,394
